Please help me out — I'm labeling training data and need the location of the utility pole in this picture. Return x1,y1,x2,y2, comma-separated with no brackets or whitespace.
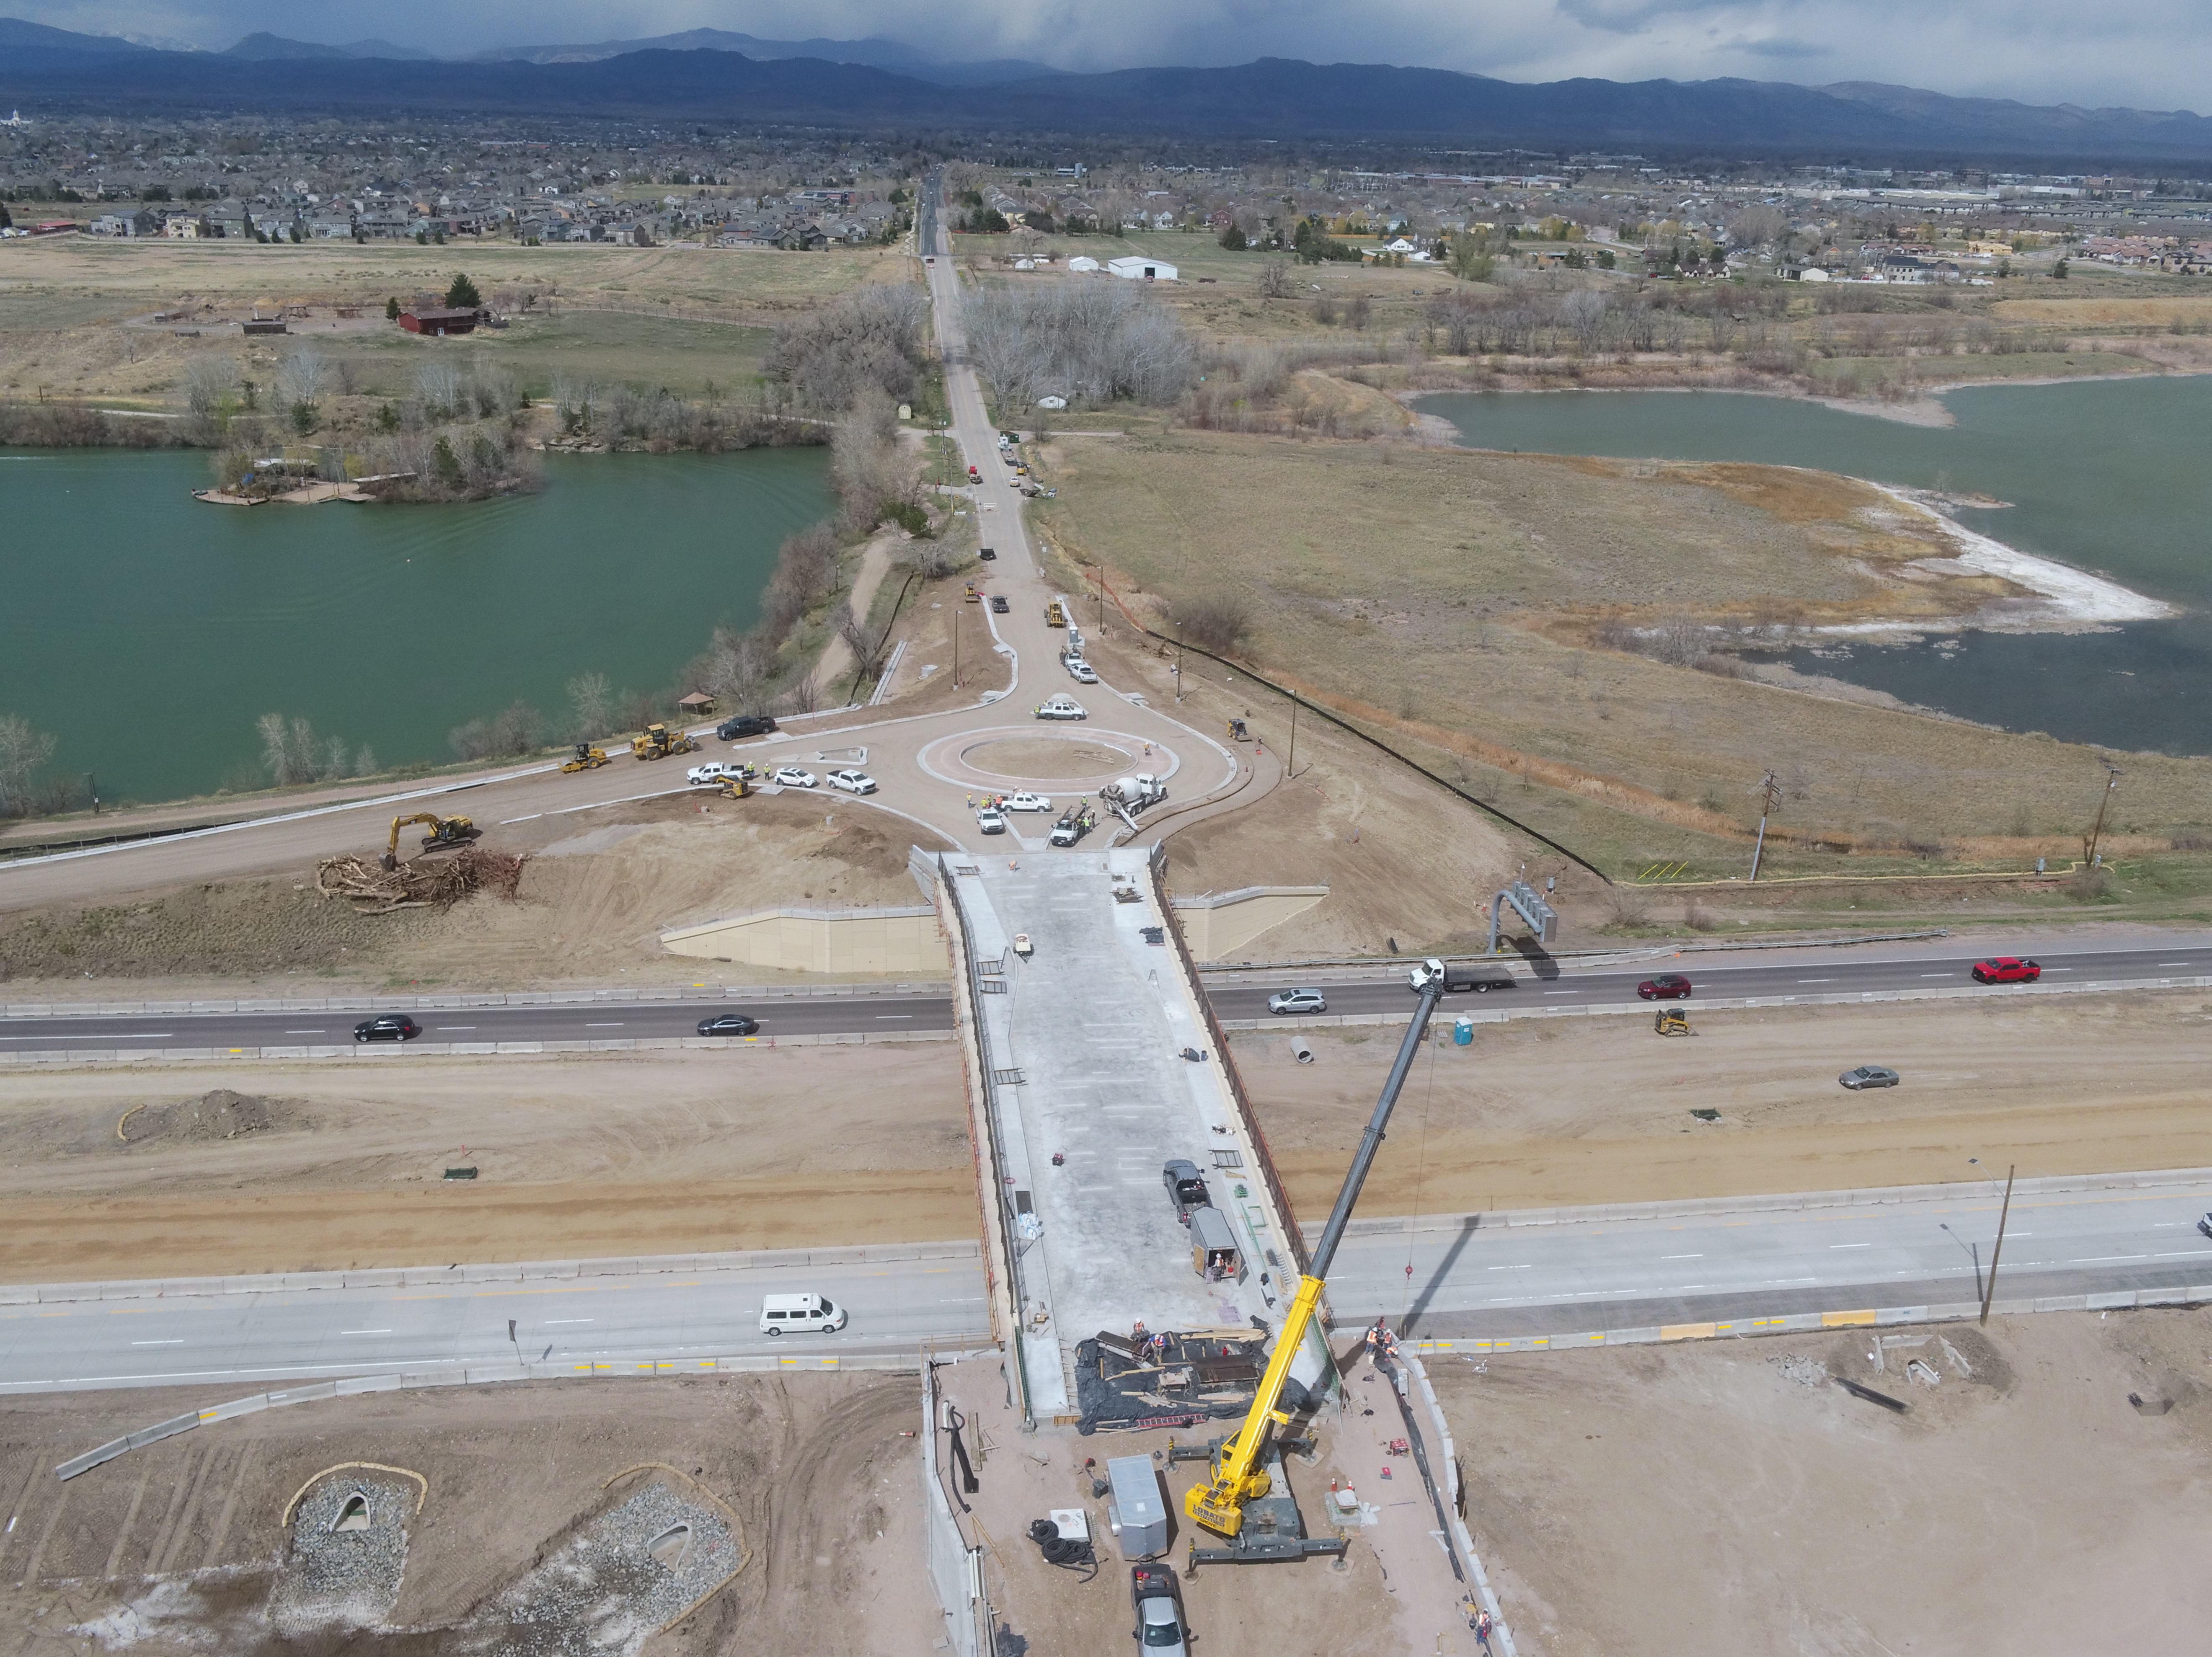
2083,759,2121,867
1287,691,1299,779
1979,1164,2016,1326
1749,771,1782,883
951,608,959,689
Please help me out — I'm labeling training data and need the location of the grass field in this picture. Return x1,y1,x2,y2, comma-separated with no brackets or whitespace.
1033,427,2212,870
0,236,907,404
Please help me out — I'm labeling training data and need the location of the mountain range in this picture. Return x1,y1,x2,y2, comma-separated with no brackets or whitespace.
2,17,2209,164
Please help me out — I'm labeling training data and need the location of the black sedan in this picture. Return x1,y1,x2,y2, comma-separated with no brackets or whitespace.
697,1013,761,1037
353,1014,421,1043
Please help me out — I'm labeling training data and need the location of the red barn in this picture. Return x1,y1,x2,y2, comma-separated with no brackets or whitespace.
398,306,481,336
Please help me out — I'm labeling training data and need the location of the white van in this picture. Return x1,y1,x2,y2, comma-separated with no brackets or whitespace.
759,1293,848,1335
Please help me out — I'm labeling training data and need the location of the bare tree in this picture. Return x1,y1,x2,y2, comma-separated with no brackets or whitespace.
256,712,323,786
566,671,613,740
1177,594,1253,654
1256,261,1292,299
832,601,892,684
965,280,1193,411
765,284,930,413
0,712,58,816
413,360,462,419
831,385,919,532
274,344,328,413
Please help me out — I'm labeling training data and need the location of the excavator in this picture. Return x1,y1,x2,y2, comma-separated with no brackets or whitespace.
561,743,609,774
380,812,479,871
630,723,700,761
1174,960,1450,1567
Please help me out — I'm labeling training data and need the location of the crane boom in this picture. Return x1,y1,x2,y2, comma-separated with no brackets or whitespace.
1184,965,1450,1538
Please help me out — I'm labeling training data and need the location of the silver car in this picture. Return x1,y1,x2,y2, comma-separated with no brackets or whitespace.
1267,988,1327,1015
1839,1065,1901,1089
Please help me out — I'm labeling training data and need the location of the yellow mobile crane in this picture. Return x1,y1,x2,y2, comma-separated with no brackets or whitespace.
1176,961,1450,1566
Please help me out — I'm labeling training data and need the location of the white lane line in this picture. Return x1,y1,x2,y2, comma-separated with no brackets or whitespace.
436,1026,476,1031
341,1329,393,1335
1830,1242,1873,1249
500,813,543,825
2068,1254,2148,1263
284,1029,326,1034
875,1014,914,1020
1797,978,1834,984
2159,961,2192,968
584,1022,624,1027
1544,990,1580,996
2042,967,2072,971
130,1339,184,1346
1919,973,1952,978
1661,1253,1703,1260
545,1318,594,1324
2154,1251,2208,1258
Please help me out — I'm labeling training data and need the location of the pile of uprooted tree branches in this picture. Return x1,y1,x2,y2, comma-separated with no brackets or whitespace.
315,846,528,914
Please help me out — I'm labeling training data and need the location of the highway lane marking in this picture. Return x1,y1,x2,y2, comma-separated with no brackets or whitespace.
2154,1251,2208,1258
1543,991,1580,996
436,1026,476,1031
1661,1254,1703,1260
875,1014,914,1020
1829,1243,1872,1249
130,1340,183,1346
584,1022,624,1028
545,1318,594,1324
341,1329,392,1335
1920,973,1951,978
1797,978,1834,984
285,1029,326,1034
2069,1254,2149,1263
2159,962,2193,967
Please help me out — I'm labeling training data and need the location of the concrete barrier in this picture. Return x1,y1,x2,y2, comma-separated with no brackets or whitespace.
0,981,951,1019
0,1028,956,1068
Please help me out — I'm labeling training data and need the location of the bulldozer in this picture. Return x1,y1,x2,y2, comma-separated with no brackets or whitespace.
1654,1007,1694,1037
629,723,700,761
561,743,609,774
380,812,478,871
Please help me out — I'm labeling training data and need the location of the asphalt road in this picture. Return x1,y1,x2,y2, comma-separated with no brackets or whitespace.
1325,1174,2212,1339
0,1254,992,1394
0,994,955,1050
1208,937,2212,1021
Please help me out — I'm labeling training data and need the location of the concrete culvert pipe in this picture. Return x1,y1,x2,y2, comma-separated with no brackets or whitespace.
1292,1036,1314,1064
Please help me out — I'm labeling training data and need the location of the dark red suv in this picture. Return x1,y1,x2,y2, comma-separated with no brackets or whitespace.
1971,956,2041,984
1637,973,1693,1001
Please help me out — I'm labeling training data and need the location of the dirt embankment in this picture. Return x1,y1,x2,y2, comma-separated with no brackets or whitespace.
0,1046,974,1281
1440,1307,2212,1656
1238,989,2212,1214
0,790,947,999
0,1371,938,1657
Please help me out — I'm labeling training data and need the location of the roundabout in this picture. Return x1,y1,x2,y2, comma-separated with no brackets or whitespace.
918,726,1187,795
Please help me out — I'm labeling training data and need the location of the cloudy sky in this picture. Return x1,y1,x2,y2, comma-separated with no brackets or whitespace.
16,0,2210,111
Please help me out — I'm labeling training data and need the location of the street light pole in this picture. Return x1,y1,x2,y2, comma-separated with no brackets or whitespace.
1749,771,1781,883
2083,760,2121,866
1979,1164,2016,1327
1287,692,1299,779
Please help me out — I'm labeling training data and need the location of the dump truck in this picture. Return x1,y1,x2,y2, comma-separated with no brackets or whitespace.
379,812,478,871
630,723,700,761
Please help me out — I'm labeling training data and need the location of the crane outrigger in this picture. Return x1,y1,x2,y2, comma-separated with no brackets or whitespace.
1175,960,1451,1566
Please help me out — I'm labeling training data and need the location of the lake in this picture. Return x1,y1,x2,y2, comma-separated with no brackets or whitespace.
1420,378,2212,756
0,447,833,808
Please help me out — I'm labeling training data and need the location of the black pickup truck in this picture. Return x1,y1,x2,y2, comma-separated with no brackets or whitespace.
1161,1159,1210,1222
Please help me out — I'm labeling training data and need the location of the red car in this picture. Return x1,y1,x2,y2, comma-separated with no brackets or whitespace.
1637,973,1692,1001
1971,956,2041,984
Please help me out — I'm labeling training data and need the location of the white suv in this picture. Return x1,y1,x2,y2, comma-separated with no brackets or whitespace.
772,766,818,788
827,769,877,795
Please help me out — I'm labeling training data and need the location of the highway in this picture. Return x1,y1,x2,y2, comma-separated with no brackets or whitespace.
1326,1173,2212,1338
0,1253,992,1394
5,936,2209,1051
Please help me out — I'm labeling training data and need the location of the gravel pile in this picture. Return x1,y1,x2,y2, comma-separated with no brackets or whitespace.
1768,1354,1832,1389
267,1476,412,1635
469,1481,738,1657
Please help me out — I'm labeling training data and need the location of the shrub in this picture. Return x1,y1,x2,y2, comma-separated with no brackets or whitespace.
1177,594,1253,654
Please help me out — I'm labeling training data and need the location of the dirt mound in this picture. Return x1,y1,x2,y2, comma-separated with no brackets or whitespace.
121,1088,300,1146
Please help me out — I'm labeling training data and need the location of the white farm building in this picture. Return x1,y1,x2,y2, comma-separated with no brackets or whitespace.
1106,255,1177,281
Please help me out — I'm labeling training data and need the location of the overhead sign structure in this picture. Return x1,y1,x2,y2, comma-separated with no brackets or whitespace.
1488,878,1557,952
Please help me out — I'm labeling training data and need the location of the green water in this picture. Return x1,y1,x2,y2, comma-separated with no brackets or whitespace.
1420,379,2212,756
0,447,833,807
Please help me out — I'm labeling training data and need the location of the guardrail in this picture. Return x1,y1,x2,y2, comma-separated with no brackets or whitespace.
0,1029,954,1067
0,981,952,1018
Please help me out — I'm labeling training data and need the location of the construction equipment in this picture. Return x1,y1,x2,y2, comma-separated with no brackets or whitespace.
1227,718,1250,742
1045,598,1067,627
716,774,751,799
1174,963,1451,1567
629,723,700,761
1654,1008,1694,1036
561,743,609,773
379,812,478,871
965,582,982,603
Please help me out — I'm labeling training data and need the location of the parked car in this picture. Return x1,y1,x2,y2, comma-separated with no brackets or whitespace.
772,766,818,788
1066,658,1099,684
1003,791,1052,813
990,595,1010,612
1637,973,1693,1001
716,714,777,741
1840,1064,1901,1090
687,761,739,785
1972,956,2041,984
758,1292,846,1335
697,1013,760,1037
352,1014,420,1043
977,807,1008,834
1035,697,1087,721
827,769,877,795
1268,988,1328,1015
1130,1565,1189,1655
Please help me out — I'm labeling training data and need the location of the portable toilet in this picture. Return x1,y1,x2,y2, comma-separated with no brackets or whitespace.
1106,1455,1169,1559
1454,1014,1475,1046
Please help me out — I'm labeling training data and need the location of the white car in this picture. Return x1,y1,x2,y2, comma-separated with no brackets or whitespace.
686,761,736,785
1003,791,1052,813
1065,658,1099,684
827,769,877,795
1035,697,1087,721
772,766,818,788
977,807,1008,834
